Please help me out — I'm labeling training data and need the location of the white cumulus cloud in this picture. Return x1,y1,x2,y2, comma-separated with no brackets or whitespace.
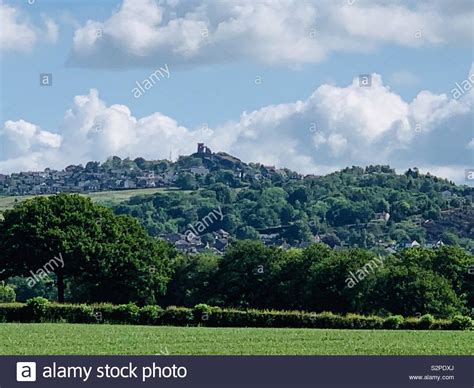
68,0,474,68
0,2,59,52
0,119,61,172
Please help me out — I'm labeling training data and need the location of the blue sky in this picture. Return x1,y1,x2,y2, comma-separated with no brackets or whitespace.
1,0,473,181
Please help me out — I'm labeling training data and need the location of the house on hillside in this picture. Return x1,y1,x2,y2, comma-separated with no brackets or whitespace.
374,211,390,222
260,233,280,246
401,240,421,249
190,166,209,176
214,238,229,252
425,240,445,249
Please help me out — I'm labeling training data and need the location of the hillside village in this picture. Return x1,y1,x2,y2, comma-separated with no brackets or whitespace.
1,144,472,254
161,219,450,256
0,165,177,196
0,143,296,196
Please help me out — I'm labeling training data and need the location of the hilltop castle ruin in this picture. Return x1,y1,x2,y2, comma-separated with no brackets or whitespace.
197,143,212,155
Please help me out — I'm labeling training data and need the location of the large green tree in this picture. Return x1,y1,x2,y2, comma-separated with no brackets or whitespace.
0,194,174,304
163,252,221,307
214,240,280,308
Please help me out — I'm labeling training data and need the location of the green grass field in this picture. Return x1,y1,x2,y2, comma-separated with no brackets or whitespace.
0,324,472,355
0,188,179,211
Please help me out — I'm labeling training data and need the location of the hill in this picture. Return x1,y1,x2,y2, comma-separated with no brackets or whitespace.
0,143,283,196
1,146,472,251
113,165,474,252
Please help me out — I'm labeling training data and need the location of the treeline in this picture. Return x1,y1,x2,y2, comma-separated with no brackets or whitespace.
163,241,473,319
1,194,473,319
114,166,474,248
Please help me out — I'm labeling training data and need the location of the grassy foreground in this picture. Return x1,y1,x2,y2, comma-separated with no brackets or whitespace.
1,323,472,355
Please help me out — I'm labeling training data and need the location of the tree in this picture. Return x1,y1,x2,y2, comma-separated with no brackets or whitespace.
320,233,341,248
210,183,234,204
0,194,173,304
441,232,460,246
305,248,382,313
85,161,100,173
431,246,473,311
235,225,259,240
449,198,462,208
163,253,221,307
391,200,411,221
288,186,309,205
283,220,312,243
176,172,197,190
367,248,469,317
214,240,277,308
372,265,462,318
221,214,238,233
375,198,390,213
134,157,147,169
0,283,15,302
326,200,373,226
273,244,331,310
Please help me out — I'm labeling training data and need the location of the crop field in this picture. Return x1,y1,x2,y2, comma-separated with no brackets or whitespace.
0,324,472,355
0,188,179,211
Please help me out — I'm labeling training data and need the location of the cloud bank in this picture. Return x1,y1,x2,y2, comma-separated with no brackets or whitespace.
2,71,472,182
69,0,474,68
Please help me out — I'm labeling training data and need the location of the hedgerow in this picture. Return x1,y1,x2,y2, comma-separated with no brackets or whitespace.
0,299,471,330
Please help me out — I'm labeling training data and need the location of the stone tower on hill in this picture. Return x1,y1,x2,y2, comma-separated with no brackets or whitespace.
197,143,212,155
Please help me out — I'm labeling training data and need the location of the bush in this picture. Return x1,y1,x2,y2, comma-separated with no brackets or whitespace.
0,303,25,322
139,305,163,325
307,311,337,329
419,314,435,329
110,303,140,324
449,315,473,330
64,304,97,323
384,315,404,329
194,304,212,313
25,297,50,322
160,306,194,325
345,313,384,329
193,304,220,323
0,284,16,303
